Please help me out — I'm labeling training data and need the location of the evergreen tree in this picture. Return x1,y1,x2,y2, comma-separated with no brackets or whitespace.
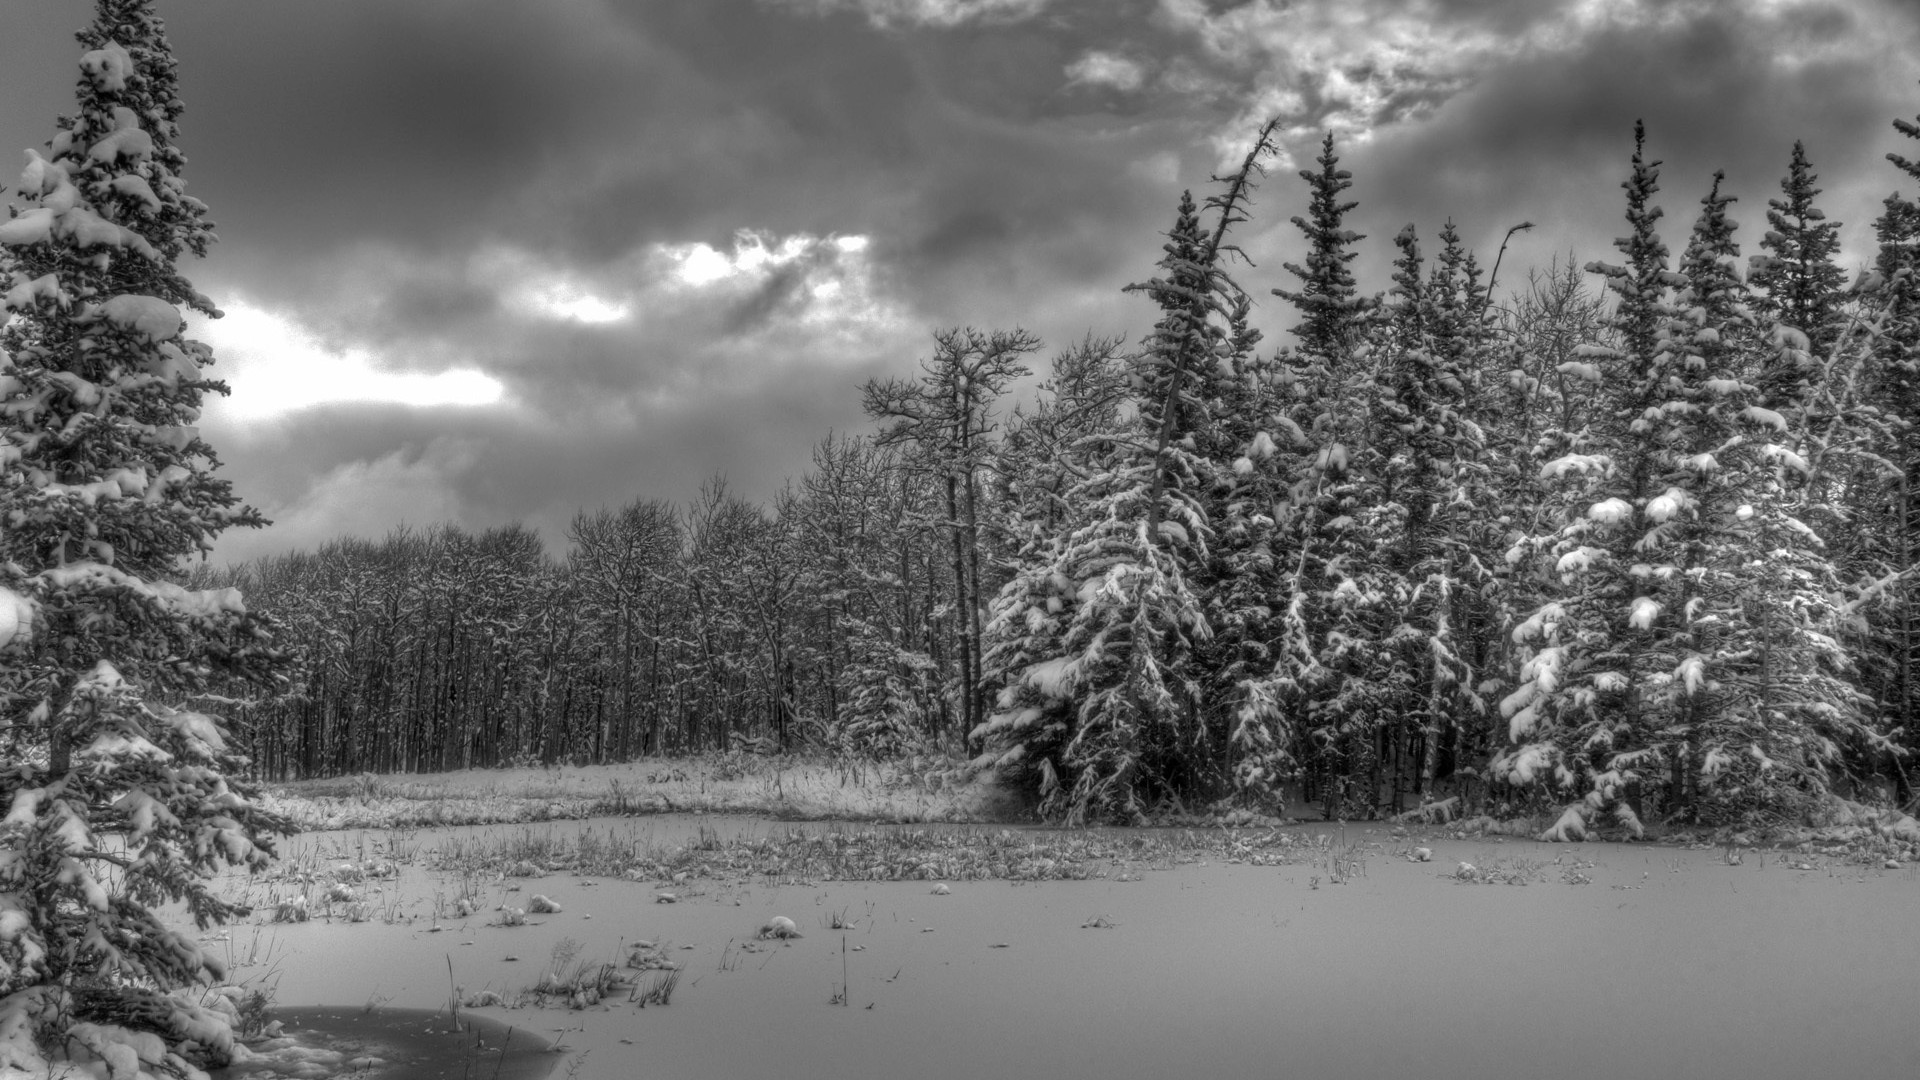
976,123,1279,822
1274,132,1370,361
1850,187,1920,803
1508,169,1872,834
1750,141,1846,409
1499,125,1681,836
0,2,289,1073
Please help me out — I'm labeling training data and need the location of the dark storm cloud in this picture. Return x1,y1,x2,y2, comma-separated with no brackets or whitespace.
8,0,1920,562
1340,0,1920,285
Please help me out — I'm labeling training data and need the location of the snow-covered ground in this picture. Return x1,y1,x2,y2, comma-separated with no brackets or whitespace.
192,817,1920,1080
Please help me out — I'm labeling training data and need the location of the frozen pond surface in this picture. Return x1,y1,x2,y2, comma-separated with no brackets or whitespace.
194,817,1920,1080
210,1007,550,1080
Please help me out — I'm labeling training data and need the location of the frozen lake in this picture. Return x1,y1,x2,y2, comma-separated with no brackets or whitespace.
201,817,1920,1080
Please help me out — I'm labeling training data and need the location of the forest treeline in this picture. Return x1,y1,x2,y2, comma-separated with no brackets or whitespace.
207,115,1920,829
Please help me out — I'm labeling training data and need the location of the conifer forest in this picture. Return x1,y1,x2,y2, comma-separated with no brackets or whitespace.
185,113,1920,832
9,3,1920,1076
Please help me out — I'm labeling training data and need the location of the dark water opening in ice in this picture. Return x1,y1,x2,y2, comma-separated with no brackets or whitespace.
211,1006,554,1080
206,818,1920,1080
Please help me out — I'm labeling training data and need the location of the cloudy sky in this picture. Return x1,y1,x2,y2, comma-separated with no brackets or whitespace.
5,0,1919,564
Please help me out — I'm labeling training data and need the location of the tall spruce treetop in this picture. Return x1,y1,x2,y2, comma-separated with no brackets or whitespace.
1889,88,1920,183
1275,132,1369,358
974,123,1280,823
1750,142,1845,404
1583,121,1679,492
0,2,287,1074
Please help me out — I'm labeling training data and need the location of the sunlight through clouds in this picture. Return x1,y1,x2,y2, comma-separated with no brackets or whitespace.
653,229,901,339
769,0,1051,29
1064,50,1147,92
194,300,505,421
469,245,635,325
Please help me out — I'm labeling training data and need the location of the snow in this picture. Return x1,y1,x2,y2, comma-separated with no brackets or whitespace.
156,708,230,756
78,732,171,764
1762,443,1810,476
2,789,40,829
79,41,134,92
0,204,160,261
39,563,246,620
18,148,66,195
97,295,182,342
1585,497,1632,525
86,107,155,164
3,273,61,313
1644,487,1692,523
108,175,163,215
1556,360,1603,383
1739,405,1787,432
0,209,56,247
1511,602,1564,644
1554,545,1602,576
0,586,31,650
1628,596,1661,630
68,1022,169,1079
1675,655,1707,696
1503,744,1553,784
1507,703,1541,742
1518,646,1564,696
1023,657,1077,699
1539,453,1610,481
1539,804,1587,842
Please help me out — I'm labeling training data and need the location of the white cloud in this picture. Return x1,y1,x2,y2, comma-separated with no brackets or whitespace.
470,245,635,324
651,229,903,341
1065,51,1147,92
193,300,505,421
1160,0,1899,167
768,0,1050,29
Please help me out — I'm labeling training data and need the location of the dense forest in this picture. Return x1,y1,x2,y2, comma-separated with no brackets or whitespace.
201,111,1920,829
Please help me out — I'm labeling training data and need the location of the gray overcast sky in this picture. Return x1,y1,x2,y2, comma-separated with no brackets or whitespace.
5,0,1919,564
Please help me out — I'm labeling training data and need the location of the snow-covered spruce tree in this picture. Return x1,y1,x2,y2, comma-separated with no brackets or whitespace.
975,124,1279,822
1749,141,1846,412
1508,170,1871,835
1496,124,1681,837
1273,132,1370,362
1850,183,1920,800
1257,132,1390,816
1341,224,1494,812
0,3,288,1074
1626,174,1866,824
